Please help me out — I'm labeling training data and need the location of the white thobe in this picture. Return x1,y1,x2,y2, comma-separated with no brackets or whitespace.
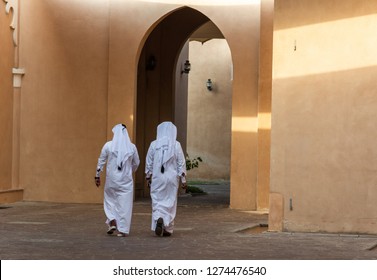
145,140,186,233
96,141,140,234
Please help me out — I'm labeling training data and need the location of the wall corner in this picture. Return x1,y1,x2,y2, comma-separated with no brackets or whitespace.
268,192,284,232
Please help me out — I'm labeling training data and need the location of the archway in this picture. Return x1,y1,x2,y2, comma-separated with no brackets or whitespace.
135,7,231,200
185,36,232,183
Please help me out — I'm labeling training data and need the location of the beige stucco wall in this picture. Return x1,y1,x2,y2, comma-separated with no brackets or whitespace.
207,3,261,210
3,0,376,234
270,0,377,234
19,0,109,202
257,0,273,210
186,39,232,181
101,0,262,210
0,1,14,192
108,1,260,209
1,0,263,211
175,42,189,153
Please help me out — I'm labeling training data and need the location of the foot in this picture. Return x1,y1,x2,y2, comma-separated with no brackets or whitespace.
155,217,164,236
107,225,117,235
163,230,171,237
117,232,128,237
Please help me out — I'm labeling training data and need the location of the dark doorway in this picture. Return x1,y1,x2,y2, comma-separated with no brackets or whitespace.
135,7,212,197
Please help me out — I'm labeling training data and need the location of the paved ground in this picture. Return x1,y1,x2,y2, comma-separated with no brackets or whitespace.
1,183,377,260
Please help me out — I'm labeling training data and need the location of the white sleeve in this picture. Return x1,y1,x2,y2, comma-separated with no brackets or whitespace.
176,142,186,179
96,142,110,177
131,144,140,173
145,142,155,177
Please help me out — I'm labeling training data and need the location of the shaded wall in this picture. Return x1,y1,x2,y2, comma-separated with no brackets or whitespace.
0,1,14,192
186,39,232,181
270,0,377,234
175,42,189,153
257,0,273,210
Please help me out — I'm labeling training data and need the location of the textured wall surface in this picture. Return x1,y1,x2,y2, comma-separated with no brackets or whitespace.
271,0,377,234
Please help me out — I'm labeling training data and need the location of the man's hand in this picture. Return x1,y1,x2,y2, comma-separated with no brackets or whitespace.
95,177,101,187
181,173,187,189
146,177,152,188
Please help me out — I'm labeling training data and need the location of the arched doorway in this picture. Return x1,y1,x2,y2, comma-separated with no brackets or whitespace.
185,36,232,183
135,7,230,199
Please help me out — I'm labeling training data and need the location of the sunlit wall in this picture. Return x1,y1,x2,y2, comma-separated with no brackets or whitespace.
270,0,377,234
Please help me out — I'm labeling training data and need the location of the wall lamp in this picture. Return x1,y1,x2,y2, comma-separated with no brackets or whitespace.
181,60,191,74
206,79,213,91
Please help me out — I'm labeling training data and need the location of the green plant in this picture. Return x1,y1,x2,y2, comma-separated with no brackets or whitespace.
186,154,203,171
185,154,206,195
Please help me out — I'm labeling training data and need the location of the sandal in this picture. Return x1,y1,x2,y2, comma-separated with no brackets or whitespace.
155,218,164,236
107,225,117,235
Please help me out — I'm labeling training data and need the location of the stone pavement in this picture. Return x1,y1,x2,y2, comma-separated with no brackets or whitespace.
0,183,377,260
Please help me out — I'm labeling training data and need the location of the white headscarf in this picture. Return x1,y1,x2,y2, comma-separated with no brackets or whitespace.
155,122,177,166
111,124,133,170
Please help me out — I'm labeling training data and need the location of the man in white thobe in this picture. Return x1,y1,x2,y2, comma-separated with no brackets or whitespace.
145,122,187,237
95,124,140,237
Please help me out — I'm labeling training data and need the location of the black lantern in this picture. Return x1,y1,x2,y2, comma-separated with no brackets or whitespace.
181,60,191,74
